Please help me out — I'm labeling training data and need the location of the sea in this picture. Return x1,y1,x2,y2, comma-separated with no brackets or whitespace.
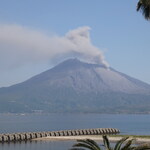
0,113,150,150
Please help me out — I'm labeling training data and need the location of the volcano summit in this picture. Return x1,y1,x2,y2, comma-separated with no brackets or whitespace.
0,59,150,113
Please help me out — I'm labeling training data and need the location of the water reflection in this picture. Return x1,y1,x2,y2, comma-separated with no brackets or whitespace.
0,140,75,150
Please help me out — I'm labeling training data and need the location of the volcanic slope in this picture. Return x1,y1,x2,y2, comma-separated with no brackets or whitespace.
0,59,150,113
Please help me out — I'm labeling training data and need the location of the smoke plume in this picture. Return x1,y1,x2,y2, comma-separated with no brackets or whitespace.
0,24,109,70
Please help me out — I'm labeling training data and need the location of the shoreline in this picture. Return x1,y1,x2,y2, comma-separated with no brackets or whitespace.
33,135,150,144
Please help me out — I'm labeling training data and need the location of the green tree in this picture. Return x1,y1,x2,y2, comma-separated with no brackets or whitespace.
70,138,101,150
137,0,150,20
70,136,150,150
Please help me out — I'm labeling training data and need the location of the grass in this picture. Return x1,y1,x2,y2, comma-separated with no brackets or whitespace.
110,134,150,139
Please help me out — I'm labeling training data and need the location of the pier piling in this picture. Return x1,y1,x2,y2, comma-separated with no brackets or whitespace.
0,128,120,143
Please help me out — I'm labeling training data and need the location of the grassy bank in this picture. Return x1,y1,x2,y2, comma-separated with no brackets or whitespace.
110,134,150,139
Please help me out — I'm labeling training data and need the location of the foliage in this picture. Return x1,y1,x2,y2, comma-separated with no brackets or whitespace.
137,0,150,20
70,138,101,150
70,136,150,150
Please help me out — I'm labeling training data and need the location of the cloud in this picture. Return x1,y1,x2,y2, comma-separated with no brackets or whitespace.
0,24,109,71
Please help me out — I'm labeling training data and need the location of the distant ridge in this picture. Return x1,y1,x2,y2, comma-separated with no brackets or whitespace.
0,58,150,113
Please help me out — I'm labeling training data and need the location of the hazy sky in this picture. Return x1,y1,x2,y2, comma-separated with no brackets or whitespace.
0,0,150,87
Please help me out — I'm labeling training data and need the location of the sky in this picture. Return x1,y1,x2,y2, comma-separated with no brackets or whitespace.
0,0,150,87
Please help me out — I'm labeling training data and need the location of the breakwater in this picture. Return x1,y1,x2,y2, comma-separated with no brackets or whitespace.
0,128,120,143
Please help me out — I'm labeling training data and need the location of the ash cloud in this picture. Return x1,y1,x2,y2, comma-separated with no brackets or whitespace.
0,24,109,71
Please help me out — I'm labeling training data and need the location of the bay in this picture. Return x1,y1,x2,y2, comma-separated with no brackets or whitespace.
0,113,150,150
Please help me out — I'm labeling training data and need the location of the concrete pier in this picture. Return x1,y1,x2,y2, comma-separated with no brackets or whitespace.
0,128,120,143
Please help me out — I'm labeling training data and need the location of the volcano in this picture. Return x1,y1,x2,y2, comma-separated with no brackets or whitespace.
0,58,150,113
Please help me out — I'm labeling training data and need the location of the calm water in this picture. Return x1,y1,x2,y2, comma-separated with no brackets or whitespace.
0,113,150,150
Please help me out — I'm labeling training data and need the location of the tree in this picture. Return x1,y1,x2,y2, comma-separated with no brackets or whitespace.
70,136,150,150
137,0,150,20
70,138,101,150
